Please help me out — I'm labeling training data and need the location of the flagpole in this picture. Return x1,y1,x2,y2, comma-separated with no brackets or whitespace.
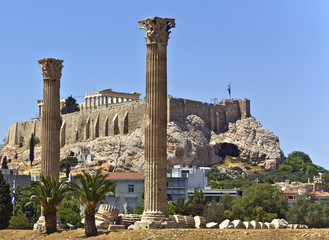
12,179,16,216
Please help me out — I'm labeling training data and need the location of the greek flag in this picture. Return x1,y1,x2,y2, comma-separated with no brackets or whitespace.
12,180,16,205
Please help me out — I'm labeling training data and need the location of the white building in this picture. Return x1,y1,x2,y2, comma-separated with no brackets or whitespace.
103,172,144,214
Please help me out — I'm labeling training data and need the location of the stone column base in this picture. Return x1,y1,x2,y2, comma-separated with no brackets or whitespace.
133,219,177,230
33,215,64,231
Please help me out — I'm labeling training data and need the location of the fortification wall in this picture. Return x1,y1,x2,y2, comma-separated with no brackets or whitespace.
168,97,250,134
5,97,250,147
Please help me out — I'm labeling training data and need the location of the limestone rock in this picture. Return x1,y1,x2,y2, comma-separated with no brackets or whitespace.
271,219,288,229
232,220,245,229
194,216,206,229
167,114,221,167
211,117,284,169
219,219,232,229
2,115,284,173
206,222,218,228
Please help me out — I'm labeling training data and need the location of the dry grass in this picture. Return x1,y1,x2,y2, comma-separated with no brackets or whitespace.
1,228,329,240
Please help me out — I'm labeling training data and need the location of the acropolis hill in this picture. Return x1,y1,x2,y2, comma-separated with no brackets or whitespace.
2,88,284,172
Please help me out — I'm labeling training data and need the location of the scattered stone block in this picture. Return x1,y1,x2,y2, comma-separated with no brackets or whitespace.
184,216,195,228
219,219,232,229
119,214,142,228
243,221,251,229
194,216,206,228
95,220,109,229
264,222,275,229
232,220,246,229
259,222,268,229
173,215,186,228
206,222,218,228
250,220,261,229
271,219,288,229
108,225,126,230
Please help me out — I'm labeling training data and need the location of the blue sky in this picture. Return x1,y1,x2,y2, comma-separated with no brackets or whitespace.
1,1,328,168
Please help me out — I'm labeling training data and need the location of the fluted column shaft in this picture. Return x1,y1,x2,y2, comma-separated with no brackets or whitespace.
138,17,175,221
39,58,63,178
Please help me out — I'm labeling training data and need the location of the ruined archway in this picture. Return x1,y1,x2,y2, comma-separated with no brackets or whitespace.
85,117,90,140
94,114,99,138
104,117,109,136
113,114,119,135
123,112,128,134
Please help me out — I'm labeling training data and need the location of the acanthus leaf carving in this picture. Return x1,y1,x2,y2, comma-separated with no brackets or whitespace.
38,58,64,80
138,17,175,45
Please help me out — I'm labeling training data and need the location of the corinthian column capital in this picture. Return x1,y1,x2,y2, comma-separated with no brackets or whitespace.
38,58,64,80
138,17,175,45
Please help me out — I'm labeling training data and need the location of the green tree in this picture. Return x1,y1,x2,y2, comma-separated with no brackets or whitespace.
29,133,34,167
229,183,287,222
286,200,329,228
286,151,312,164
279,164,293,173
286,199,309,225
170,197,193,215
203,200,225,223
0,171,13,229
59,202,83,229
71,172,116,237
207,166,229,182
1,156,8,169
12,185,41,225
60,157,78,171
189,188,207,216
8,213,32,229
25,176,72,234
305,201,329,228
61,96,80,114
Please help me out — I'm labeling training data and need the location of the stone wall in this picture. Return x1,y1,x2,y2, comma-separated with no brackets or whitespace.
5,97,250,147
168,97,250,134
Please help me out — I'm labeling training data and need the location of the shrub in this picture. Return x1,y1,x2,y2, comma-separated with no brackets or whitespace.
18,136,24,147
8,213,32,229
59,202,83,229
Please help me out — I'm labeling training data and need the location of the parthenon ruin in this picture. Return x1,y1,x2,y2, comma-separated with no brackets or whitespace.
36,89,141,118
82,89,141,111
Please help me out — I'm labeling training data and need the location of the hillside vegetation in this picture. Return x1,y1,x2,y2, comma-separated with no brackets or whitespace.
208,151,329,189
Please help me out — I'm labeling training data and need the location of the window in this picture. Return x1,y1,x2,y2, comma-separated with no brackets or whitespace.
128,184,134,193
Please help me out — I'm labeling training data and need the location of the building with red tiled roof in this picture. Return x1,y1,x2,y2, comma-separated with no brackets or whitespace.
101,171,144,214
102,172,144,180
310,191,329,201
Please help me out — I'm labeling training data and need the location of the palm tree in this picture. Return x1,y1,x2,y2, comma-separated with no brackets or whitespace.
170,197,193,216
25,175,72,234
71,171,116,237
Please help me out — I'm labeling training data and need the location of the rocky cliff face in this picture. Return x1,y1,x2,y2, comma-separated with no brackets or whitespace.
211,117,285,169
0,114,284,174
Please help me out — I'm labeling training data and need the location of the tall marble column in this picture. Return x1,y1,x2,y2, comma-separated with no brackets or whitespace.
39,58,63,178
138,17,175,222
89,98,92,110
